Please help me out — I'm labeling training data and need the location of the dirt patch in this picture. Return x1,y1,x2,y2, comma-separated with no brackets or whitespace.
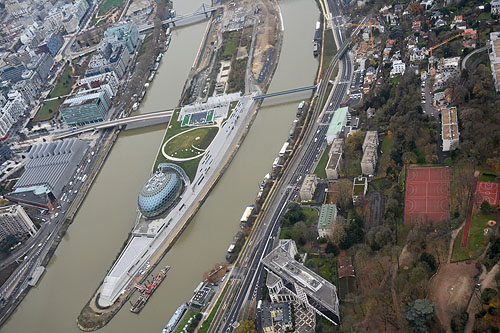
428,262,478,332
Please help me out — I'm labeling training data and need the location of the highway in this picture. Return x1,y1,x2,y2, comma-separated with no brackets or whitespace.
0,131,111,326
214,0,353,331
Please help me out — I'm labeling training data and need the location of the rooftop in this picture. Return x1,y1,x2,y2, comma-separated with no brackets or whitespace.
318,204,337,229
441,107,459,140
300,174,317,193
61,91,104,108
12,139,88,198
326,107,349,139
262,240,339,313
326,152,341,171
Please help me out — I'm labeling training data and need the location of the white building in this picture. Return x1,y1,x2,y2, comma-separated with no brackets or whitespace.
390,60,406,77
441,107,460,151
361,131,378,175
2,92,26,120
78,72,120,97
489,32,500,92
300,174,318,201
0,205,37,243
0,112,15,138
326,153,342,180
410,47,426,62
262,240,340,325
491,1,500,15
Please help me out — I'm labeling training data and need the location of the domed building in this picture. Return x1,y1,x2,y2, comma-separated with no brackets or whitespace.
138,166,184,219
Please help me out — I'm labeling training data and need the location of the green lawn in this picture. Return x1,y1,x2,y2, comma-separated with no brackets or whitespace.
280,207,318,240
452,213,496,261
223,32,240,57
174,309,198,333
199,281,232,333
33,65,75,123
154,109,219,181
321,29,337,76
479,173,498,182
305,255,337,284
314,145,331,179
375,135,393,178
99,0,126,15
478,12,491,20
163,127,219,159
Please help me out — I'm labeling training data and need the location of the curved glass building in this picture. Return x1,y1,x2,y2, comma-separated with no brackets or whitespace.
138,169,183,219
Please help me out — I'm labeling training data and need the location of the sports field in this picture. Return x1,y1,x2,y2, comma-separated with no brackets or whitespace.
181,110,215,127
404,167,452,224
475,181,500,206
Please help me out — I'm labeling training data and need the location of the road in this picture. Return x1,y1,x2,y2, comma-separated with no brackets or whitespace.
53,109,174,139
214,0,353,331
0,131,110,326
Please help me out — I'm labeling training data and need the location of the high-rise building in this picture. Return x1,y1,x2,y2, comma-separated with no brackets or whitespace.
59,91,111,126
262,240,341,325
0,205,37,244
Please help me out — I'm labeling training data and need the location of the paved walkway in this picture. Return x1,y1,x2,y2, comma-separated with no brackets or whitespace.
161,125,219,162
461,46,489,70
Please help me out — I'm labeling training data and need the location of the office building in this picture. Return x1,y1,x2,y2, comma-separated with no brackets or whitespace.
318,204,337,239
27,53,54,82
0,205,37,243
441,107,459,151
0,144,13,164
262,239,341,325
6,139,89,209
78,72,120,97
59,91,111,126
104,22,139,55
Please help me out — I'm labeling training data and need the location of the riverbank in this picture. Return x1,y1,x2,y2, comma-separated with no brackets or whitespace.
76,0,284,329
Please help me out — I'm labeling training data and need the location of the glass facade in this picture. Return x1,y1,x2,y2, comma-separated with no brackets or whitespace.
137,170,183,219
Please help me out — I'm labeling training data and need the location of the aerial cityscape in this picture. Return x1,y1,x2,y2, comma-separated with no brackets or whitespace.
0,0,498,332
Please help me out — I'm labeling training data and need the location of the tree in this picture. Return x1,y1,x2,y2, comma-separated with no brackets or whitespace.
330,223,346,246
420,252,437,272
410,2,423,16
402,299,435,332
480,200,492,215
325,242,340,255
235,320,256,333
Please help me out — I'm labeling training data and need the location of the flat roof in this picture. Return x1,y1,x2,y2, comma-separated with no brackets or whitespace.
441,107,459,140
262,241,339,314
327,107,349,138
300,174,317,193
361,146,377,163
326,152,341,170
318,204,337,229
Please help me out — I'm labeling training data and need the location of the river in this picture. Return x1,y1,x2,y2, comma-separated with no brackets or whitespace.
1,0,319,331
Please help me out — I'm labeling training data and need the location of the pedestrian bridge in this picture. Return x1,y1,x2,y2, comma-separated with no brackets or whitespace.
253,85,318,100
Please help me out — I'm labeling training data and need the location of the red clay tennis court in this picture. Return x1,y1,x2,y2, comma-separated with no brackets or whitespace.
404,167,452,224
476,181,500,206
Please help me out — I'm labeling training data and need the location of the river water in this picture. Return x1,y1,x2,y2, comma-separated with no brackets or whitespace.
2,0,319,331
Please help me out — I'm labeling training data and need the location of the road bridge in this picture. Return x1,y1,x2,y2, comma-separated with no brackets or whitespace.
138,4,218,32
54,109,174,139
